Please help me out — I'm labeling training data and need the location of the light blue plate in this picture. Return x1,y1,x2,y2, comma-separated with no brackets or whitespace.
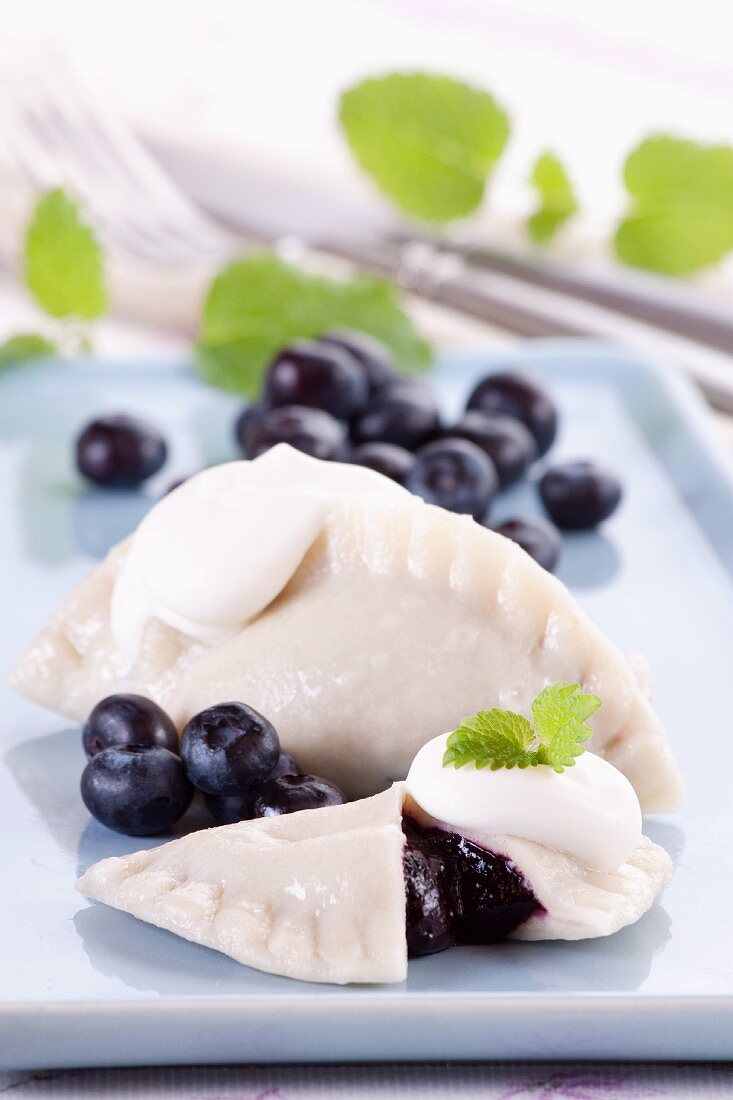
2,341,733,1069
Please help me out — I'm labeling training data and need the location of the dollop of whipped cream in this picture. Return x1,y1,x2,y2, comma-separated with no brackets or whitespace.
406,733,642,872
110,444,405,666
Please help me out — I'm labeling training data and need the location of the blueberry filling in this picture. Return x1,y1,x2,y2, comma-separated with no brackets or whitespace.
402,816,542,957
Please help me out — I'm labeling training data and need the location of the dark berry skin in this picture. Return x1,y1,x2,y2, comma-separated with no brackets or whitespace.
80,745,193,836
539,460,623,530
316,330,398,393
82,694,179,760
247,405,347,462
445,412,537,489
253,774,345,817
204,752,301,824
406,438,499,520
265,341,369,420
234,401,269,456
350,442,415,484
204,790,255,825
271,751,300,779
467,372,558,457
181,702,280,796
493,516,562,572
75,415,168,488
350,381,440,451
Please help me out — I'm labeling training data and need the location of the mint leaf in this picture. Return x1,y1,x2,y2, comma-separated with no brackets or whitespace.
24,189,107,320
339,72,510,223
0,332,56,371
615,136,733,275
442,682,601,773
443,709,536,771
195,252,431,395
527,150,578,244
533,682,601,773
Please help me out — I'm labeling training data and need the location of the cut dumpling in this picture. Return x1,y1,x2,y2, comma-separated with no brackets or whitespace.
76,785,672,985
11,445,683,810
78,786,410,985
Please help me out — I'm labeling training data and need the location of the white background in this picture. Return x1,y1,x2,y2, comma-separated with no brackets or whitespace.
1,0,731,233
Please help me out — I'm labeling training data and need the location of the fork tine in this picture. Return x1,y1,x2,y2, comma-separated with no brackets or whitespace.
2,57,231,265
41,61,229,251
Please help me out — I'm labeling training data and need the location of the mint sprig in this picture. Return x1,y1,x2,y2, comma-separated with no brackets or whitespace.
443,682,601,773
195,253,431,395
339,72,510,223
24,189,107,321
527,150,578,245
615,136,733,275
0,333,56,372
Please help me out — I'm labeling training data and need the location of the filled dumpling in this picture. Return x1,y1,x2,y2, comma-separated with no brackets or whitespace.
10,444,683,810
77,775,672,986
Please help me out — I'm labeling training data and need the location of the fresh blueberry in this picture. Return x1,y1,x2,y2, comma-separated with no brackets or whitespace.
203,751,300,823
264,340,369,419
252,774,345,817
204,790,255,824
406,438,499,519
316,330,398,393
247,405,348,461
272,751,300,778
467,372,558,457
445,412,537,488
234,401,269,456
80,745,193,836
350,380,440,451
82,694,178,760
180,702,280,796
539,460,623,530
492,516,562,572
75,415,168,488
350,442,415,484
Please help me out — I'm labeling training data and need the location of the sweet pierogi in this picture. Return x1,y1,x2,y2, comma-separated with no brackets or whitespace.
77,779,672,985
10,444,683,810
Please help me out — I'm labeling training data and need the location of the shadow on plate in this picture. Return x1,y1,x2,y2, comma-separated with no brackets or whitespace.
73,904,306,996
75,798,214,878
556,531,622,590
71,486,153,560
642,818,686,865
4,726,212,865
4,727,88,855
72,894,672,998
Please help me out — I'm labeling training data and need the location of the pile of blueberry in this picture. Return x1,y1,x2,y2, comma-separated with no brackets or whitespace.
73,329,623,573
80,693,344,837
234,331,623,571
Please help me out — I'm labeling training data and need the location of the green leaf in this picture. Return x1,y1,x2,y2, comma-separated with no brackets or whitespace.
615,136,733,275
0,332,56,372
527,150,578,244
443,709,536,771
442,682,601,773
533,682,601,773
24,188,107,320
195,252,432,395
339,72,510,223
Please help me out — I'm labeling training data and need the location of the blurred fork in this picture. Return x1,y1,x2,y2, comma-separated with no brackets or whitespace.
0,57,232,268
3,57,733,411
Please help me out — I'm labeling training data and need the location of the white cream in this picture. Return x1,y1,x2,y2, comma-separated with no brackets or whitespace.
406,733,642,872
110,444,405,665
